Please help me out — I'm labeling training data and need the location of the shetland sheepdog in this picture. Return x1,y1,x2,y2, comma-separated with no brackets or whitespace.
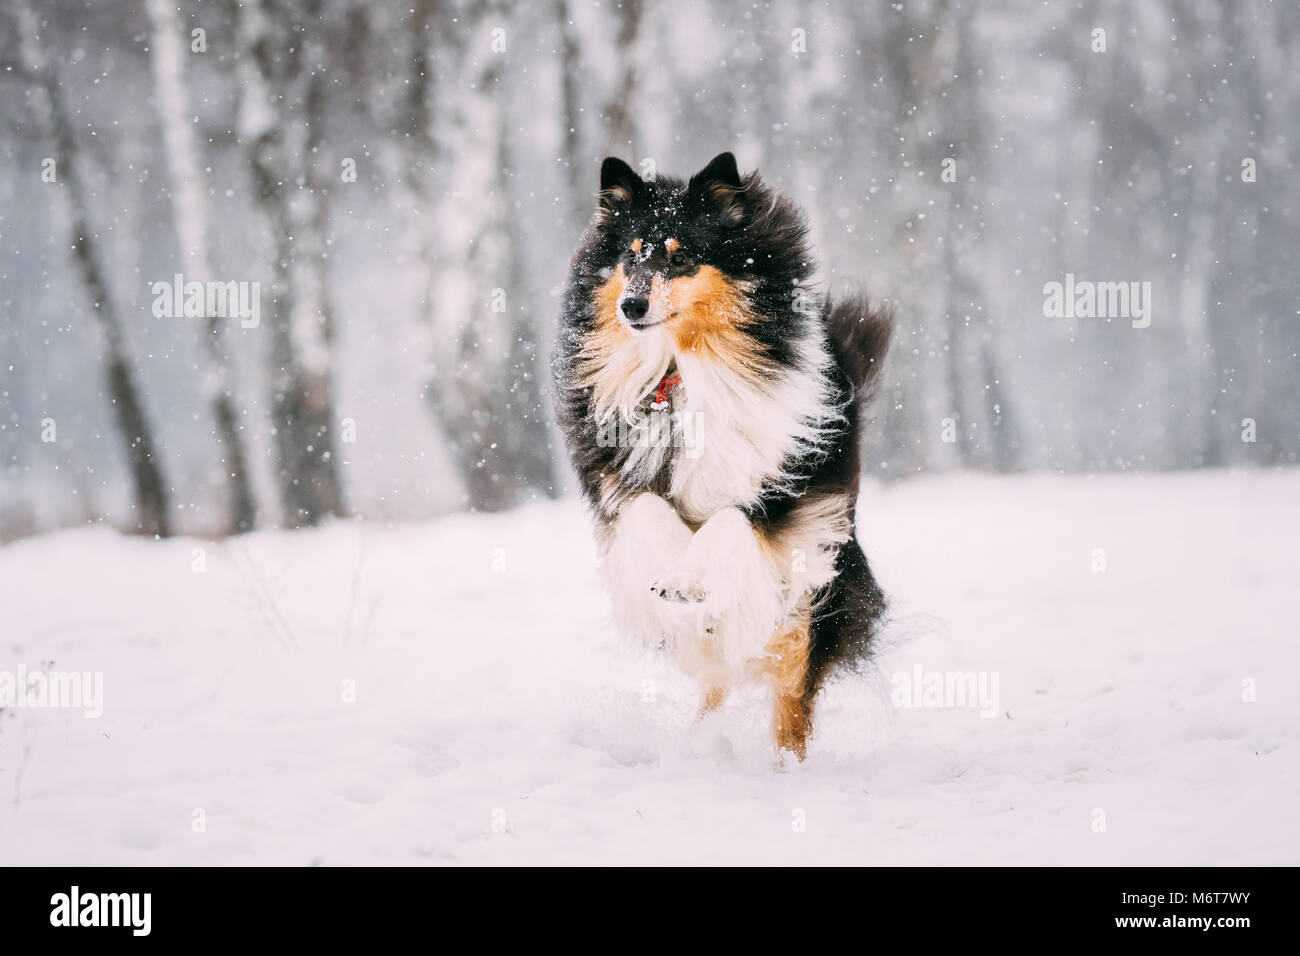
553,152,891,760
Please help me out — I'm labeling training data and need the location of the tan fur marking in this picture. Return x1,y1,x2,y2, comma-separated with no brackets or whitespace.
662,266,767,380
761,604,813,761
698,684,727,719
575,265,637,415
665,237,680,254
630,237,643,253
592,264,626,331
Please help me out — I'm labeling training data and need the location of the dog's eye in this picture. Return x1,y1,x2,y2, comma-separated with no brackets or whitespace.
668,249,692,267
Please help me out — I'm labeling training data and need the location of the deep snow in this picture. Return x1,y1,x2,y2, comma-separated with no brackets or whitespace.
1,469,1297,865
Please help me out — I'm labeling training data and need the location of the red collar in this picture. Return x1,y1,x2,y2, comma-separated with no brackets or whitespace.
653,372,682,408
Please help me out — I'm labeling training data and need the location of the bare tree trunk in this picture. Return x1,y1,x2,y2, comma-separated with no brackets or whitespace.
877,0,957,473
17,0,171,536
424,0,557,511
1201,3,1287,467
146,0,256,533
555,0,586,226
405,0,441,369
603,0,644,154
234,0,343,527
939,1,1016,469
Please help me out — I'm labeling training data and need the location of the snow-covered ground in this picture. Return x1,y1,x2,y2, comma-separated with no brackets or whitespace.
1,469,1296,866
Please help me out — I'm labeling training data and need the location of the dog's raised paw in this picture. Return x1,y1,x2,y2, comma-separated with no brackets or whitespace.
651,581,708,605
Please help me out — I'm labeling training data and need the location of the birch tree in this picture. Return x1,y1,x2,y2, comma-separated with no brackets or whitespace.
13,0,171,536
147,0,257,532
233,0,344,526
424,0,556,511
603,0,644,155
874,0,958,473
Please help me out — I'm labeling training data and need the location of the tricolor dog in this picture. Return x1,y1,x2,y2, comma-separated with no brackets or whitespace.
553,152,891,760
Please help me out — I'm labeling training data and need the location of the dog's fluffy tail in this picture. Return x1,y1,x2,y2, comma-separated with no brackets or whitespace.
825,294,893,403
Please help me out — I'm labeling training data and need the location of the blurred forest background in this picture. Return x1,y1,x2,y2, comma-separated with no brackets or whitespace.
0,0,1296,541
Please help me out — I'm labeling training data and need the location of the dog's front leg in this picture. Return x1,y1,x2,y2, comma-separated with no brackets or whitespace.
652,507,786,669
601,493,695,646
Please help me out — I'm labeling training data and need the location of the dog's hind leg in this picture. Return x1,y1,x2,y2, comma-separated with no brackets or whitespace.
697,684,728,719
764,605,813,761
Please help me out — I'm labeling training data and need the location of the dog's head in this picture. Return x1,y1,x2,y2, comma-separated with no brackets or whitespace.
584,153,808,348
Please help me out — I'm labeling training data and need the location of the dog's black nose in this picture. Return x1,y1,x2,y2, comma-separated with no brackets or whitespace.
620,296,649,321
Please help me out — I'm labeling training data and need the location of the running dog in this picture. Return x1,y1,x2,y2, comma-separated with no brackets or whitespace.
553,152,891,760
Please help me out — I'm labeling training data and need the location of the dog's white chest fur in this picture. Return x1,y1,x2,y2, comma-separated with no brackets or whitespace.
667,333,835,522
596,326,851,679
599,324,840,524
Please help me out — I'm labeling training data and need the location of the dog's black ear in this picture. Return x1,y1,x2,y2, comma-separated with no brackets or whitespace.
689,151,747,226
599,157,641,212
693,152,742,190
